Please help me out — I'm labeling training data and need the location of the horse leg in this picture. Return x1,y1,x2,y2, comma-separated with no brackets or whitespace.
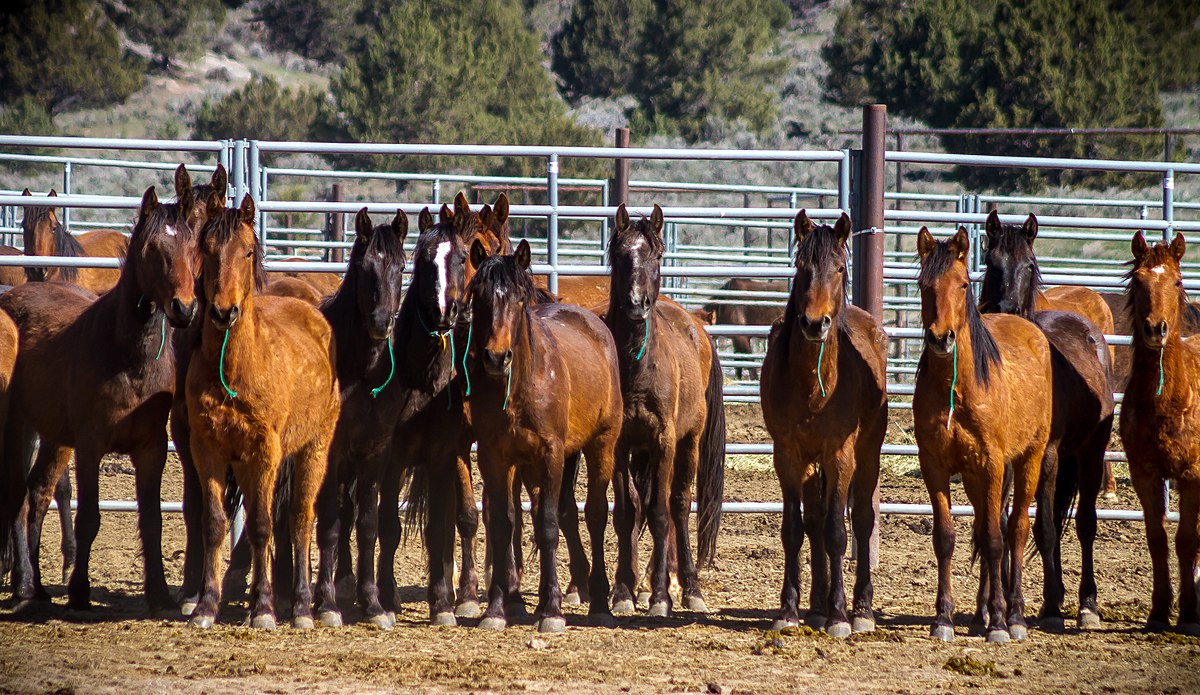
1101,459,1118,501
1,417,32,588
288,442,328,630
189,460,228,628
511,474,526,589
375,465,402,617
802,473,829,628
1174,480,1199,635
53,465,75,586
454,453,481,618
849,435,880,633
130,438,175,613
773,445,806,631
478,455,516,631
1130,468,1172,630
335,478,357,595
532,448,566,633
923,466,956,641
672,432,704,613
64,448,101,611
240,468,278,630
822,451,854,639
270,466,294,618
583,438,616,626
558,452,591,606
425,461,458,627
1033,444,1064,630
9,433,59,602
611,445,638,614
963,465,1009,642
647,439,675,618
353,466,390,626
1004,448,1040,641
1074,430,1106,629
176,414,205,615
313,456,342,626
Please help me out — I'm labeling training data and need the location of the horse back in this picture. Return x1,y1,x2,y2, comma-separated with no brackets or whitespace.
533,303,622,447
1042,286,1115,336
1032,310,1114,416
536,275,611,309
264,277,324,306
77,230,129,258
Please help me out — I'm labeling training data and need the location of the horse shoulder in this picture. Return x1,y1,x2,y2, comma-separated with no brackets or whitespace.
77,229,130,256
842,305,888,384
0,310,16,384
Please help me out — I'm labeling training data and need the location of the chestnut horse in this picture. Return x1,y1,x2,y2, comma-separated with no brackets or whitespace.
185,194,339,630
604,203,726,618
914,226,1052,643
1118,231,1200,636
467,239,622,632
1,169,200,612
759,211,886,637
20,189,129,293
979,212,1115,629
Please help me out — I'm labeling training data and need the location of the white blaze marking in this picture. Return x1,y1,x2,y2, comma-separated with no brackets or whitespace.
165,225,177,237
1150,265,1166,275
434,241,452,315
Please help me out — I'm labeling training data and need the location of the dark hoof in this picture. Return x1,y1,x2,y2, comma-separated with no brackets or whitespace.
930,624,954,642
537,616,567,633
852,616,876,633
430,612,457,628
293,616,315,630
478,616,507,631
318,611,343,628
564,591,582,606
612,599,635,615
771,619,800,632
589,612,615,629
190,614,215,629
1077,608,1101,630
682,596,708,613
1008,623,1028,641
250,614,277,631
826,621,852,639
455,601,481,619
1039,616,1065,633
985,628,1010,644
648,602,670,618
1147,619,1171,633
1178,622,1200,637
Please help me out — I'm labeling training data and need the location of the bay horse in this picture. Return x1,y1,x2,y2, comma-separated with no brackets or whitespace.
980,211,1115,630
1,168,201,612
704,278,788,379
307,207,408,629
20,189,129,293
914,226,1052,643
759,211,886,637
466,238,622,632
979,210,1119,499
1118,231,1200,636
604,203,726,618
185,193,339,630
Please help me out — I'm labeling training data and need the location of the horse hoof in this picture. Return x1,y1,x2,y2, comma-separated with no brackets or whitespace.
589,613,615,629
648,602,670,618
430,612,457,628
985,628,1010,644
190,614,215,629
1077,609,1101,630
1147,619,1171,633
318,611,343,628
636,591,651,609
771,619,800,632
367,613,395,630
929,624,954,642
293,616,314,630
1178,622,1200,637
1008,623,1028,641
180,600,198,617
612,599,635,615
805,613,827,630
1039,616,1065,633
537,616,567,633
478,616,507,631
852,616,876,633
826,621,852,639
564,591,582,606
251,614,277,631
683,596,708,613
455,601,481,619
1103,490,1119,502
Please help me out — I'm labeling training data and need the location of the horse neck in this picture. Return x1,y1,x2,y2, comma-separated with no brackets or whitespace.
323,275,386,383
785,308,841,404
102,253,164,355
608,307,655,372
922,314,984,402
396,289,455,384
1130,327,1194,403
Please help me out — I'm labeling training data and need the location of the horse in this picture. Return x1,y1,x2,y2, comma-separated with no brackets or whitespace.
1118,231,1200,636
704,278,787,379
185,192,339,630
0,311,16,581
914,226,1052,643
305,207,408,629
19,189,129,293
466,238,622,632
759,211,886,637
0,168,201,612
979,212,1115,630
979,210,1119,499
265,276,325,306
0,247,26,287
602,204,725,618
268,258,342,298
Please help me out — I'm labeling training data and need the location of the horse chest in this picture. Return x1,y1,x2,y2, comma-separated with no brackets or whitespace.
1122,405,1200,480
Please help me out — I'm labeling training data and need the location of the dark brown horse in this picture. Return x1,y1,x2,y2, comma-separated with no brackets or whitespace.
20,189,129,293
185,193,339,630
759,211,886,637
466,239,622,632
914,226,1052,643
604,204,726,618
979,212,1115,630
1118,231,1200,636
307,207,408,629
704,278,787,379
1,168,200,612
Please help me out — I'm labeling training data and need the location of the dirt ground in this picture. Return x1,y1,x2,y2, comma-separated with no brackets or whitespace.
2,404,1199,694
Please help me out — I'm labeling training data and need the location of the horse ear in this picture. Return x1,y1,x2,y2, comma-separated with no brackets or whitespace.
1022,214,1038,242
469,238,489,270
392,210,408,245
210,164,228,196
48,189,57,198
1171,232,1186,263
951,226,970,261
917,226,935,261
649,204,664,236
175,164,194,215
206,191,225,221
419,206,434,232
439,203,453,225
794,209,814,241
984,209,1001,245
239,195,255,226
453,191,471,220
1131,231,1149,262
479,204,495,230
615,203,630,230
140,186,159,217
355,207,373,240
515,239,531,271
834,212,852,244
493,193,509,225
21,188,31,196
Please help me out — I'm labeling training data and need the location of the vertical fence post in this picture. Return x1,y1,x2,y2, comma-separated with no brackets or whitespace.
1163,169,1174,242
61,161,72,234
432,178,441,205
548,153,560,295
248,140,264,244
851,105,886,569
330,183,344,264
231,140,246,205
613,128,630,208
600,180,610,250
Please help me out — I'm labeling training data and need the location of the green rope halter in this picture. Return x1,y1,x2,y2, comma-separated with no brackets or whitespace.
946,341,958,429
634,320,649,361
816,339,827,398
154,314,166,361
219,329,237,399
371,335,396,399
502,363,513,411
462,321,473,396
1157,346,1164,397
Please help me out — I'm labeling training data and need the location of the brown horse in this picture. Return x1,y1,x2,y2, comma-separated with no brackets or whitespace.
185,193,339,630
704,278,788,379
466,238,622,632
759,211,886,637
0,247,26,287
1,168,201,612
979,212,1115,630
603,204,726,618
1118,231,1200,636
914,226,1052,643
269,258,342,298
0,311,16,580
20,189,129,294
265,276,325,306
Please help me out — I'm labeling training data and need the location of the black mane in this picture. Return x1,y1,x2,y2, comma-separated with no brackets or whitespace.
607,215,666,267
918,239,1001,386
472,252,535,304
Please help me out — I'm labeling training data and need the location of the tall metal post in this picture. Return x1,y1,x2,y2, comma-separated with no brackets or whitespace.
432,178,441,205
231,140,246,206
613,128,630,208
330,183,345,263
1163,169,1175,242
548,154,560,295
248,141,264,240
62,161,71,234
219,140,231,190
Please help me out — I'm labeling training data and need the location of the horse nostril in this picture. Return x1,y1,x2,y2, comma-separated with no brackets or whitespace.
820,316,831,330
172,298,196,322
1159,320,1169,336
946,328,956,342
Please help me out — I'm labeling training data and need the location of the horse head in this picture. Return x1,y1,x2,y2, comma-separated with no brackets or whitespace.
790,210,851,342
469,238,533,377
980,210,1041,317
1127,230,1187,349
608,203,665,322
199,193,266,331
349,207,407,341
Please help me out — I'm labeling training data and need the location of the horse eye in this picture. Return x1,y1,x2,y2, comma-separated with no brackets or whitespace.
245,250,254,259
961,282,970,290
838,266,846,274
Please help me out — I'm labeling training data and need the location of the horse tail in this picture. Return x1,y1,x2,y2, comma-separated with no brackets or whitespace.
1053,454,1081,545
401,466,426,545
696,338,726,568
223,469,242,519
273,456,294,526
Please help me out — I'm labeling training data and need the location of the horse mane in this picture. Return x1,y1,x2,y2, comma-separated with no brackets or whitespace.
203,207,268,290
473,252,535,305
918,240,1001,386
981,221,1042,317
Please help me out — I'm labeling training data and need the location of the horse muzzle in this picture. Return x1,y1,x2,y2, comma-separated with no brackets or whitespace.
798,314,832,342
924,327,956,356
209,303,240,331
1141,319,1169,349
167,297,198,328
483,348,512,376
